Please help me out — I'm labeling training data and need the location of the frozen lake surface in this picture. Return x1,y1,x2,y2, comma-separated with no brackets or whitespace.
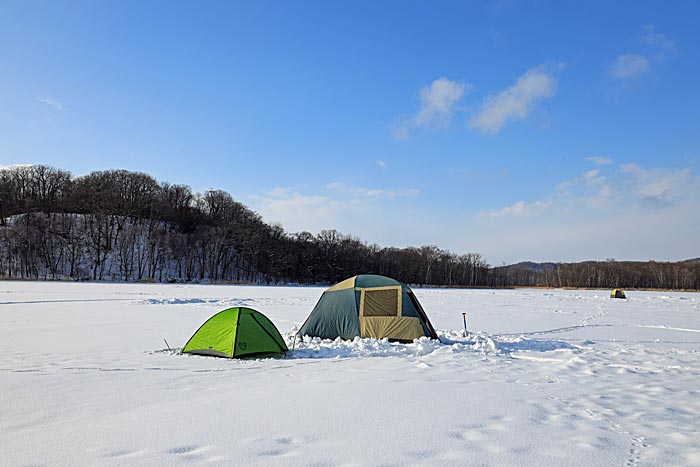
1,282,699,467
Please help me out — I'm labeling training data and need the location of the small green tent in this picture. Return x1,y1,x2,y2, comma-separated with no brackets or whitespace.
298,274,438,343
183,307,287,358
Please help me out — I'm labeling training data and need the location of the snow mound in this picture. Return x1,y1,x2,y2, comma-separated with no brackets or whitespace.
279,330,583,360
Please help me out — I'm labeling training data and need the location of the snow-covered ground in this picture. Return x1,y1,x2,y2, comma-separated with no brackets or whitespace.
1,282,699,467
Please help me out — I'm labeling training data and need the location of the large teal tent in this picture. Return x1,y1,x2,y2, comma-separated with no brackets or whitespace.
298,274,438,343
183,307,287,358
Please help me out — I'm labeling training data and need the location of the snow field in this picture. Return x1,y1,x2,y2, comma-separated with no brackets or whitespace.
1,282,699,466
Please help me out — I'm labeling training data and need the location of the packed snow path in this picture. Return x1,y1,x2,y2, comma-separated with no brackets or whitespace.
1,282,699,467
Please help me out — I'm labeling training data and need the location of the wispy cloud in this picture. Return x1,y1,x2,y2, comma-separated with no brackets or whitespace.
643,24,676,56
555,167,612,201
489,162,696,219
611,54,650,80
486,200,551,217
326,182,420,199
251,182,420,234
39,97,65,111
620,163,692,207
586,156,613,166
474,162,700,263
251,187,361,233
611,25,676,82
469,65,559,134
554,171,611,199
376,160,387,170
393,77,470,140
251,163,699,264
583,169,606,187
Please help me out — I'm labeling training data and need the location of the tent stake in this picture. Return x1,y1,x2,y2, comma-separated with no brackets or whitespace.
164,338,172,351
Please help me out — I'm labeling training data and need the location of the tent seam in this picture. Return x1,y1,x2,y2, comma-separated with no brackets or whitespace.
250,313,287,354
232,307,243,357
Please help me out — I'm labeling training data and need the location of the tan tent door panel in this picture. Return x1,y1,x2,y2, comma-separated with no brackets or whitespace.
361,316,425,341
359,286,402,317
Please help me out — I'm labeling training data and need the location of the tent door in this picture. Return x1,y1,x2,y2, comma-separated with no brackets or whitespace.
358,286,423,340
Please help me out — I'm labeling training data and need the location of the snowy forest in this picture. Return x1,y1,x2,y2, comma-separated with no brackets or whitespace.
1,165,699,290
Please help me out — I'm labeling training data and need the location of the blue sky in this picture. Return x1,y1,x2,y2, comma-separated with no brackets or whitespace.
2,0,699,264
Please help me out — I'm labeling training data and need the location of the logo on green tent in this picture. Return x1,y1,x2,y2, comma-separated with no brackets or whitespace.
238,342,247,351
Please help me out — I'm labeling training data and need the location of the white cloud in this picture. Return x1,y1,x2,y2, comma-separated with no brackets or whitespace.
40,97,65,111
586,156,613,166
611,54,650,80
326,182,420,199
393,77,469,139
485,200,551,217
469,65,559,134
376,160,387,170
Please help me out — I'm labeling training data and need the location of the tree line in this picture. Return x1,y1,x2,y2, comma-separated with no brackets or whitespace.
1,165,698,290
0,165,489,285
491,260,700,291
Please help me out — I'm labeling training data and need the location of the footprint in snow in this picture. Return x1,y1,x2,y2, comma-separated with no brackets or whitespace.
256,436,303,457
103,449,141,459
166,445,208,460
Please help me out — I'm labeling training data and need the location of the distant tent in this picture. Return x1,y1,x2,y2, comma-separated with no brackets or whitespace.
183,307,287,358
610,288,627,299
298,274,438,343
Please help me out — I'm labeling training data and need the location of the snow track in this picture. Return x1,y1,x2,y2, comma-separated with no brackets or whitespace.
464,342,649,467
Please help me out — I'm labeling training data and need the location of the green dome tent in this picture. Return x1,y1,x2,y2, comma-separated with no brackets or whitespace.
183,307,287,358
298,274,438,343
